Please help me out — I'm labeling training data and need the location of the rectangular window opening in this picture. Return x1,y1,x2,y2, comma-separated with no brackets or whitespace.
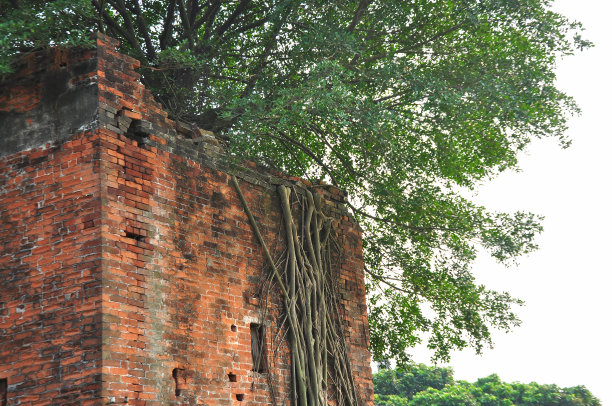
250,323,267,373
1,378,7,406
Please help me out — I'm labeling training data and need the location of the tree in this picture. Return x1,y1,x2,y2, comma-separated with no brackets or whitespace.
373,363,453,402
373,367,602,406
410,374,603,406
0,0,591,364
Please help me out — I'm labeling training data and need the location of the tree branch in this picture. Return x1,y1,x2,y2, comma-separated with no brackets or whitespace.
215,0,251,37
178,0,195,49
364,266,412,294
267,127,342,187
109,0,140,46
345,200,459,233
127,0,156,60
307,123,365,180
347,0,371,33
188,0,200,28
92,0,145,59
159,0,177,50
219,14,270,44
198,0,221,41
240,1,293,97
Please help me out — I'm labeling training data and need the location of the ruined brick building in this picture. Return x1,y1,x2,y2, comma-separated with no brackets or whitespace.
0,34,374,405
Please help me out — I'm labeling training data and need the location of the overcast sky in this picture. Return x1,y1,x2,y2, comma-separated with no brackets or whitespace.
408,0,612,404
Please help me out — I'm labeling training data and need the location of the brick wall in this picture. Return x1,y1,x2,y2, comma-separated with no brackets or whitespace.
0,34,374,405
0,44,103,403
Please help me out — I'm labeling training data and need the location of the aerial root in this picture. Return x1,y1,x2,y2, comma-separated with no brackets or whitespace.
232,176,360,405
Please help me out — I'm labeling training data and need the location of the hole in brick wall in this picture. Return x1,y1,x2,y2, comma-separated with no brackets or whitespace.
126,119,149,148
0,378,7,406
236,394,244,401
250,323,267,373
172,368,182,396
121,165,131,179
231,324,237,332
125,231,145,242
228,372,237,382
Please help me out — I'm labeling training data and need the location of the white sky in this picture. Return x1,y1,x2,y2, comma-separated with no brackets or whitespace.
407,0,612,404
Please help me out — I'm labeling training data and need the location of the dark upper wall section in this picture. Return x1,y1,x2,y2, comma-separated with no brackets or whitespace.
0,47,99,158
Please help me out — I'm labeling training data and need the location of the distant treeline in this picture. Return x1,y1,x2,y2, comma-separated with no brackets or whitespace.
373,363,601,405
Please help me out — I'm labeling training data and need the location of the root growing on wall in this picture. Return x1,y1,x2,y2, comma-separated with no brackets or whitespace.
231,176,361,406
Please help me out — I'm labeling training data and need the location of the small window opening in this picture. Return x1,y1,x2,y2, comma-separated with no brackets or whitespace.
0,378,7,406
236,394,244,401
230,324,237,332
172,368,183,396
228,372,237,382
250,323,267,373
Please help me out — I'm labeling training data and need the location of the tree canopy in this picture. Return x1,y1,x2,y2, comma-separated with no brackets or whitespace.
0,0,591,363
373,365,602,406
373,363,454,402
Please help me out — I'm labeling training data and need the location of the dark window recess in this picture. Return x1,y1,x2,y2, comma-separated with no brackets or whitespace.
228,372,237,382
126,120,149,148
236,394,244,401
1,378,7,406
250,323,267,373
172,368,183,396
125,231,145,242
231,324,237,332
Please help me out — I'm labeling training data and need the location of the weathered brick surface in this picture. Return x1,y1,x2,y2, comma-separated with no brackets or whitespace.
0,34,373,405
1,42,104,405
0,47,99,159
0,135,104,404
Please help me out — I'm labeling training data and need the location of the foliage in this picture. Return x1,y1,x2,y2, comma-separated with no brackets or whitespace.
374,363,453,402
0,0,591,363
373,366,602,406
